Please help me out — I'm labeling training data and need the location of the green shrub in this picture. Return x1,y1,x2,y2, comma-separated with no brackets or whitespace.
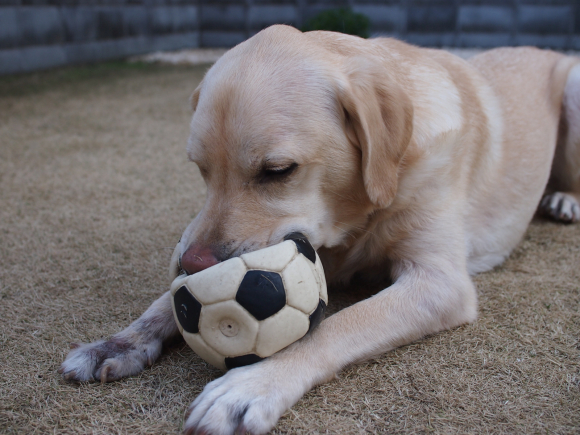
301,8,370,38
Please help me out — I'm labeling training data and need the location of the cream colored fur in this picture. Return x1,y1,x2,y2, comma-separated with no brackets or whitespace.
60,25,580,435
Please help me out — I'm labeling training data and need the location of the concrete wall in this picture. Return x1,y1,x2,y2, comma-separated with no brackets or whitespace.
0,2,201,74
1,0,579,75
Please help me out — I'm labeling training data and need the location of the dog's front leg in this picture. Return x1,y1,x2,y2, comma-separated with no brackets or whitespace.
183,261,478,435
59,291,179,382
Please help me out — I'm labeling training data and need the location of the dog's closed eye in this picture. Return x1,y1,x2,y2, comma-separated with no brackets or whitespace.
259,162,298,183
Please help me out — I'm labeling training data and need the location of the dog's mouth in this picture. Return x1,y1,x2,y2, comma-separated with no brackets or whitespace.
223,230,314,260
177,255,185,276
171,232,313,279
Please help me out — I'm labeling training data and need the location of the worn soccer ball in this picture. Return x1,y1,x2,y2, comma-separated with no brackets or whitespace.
169,233,328,370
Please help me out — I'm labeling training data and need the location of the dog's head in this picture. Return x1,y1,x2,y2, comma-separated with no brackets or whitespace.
178,26,413,275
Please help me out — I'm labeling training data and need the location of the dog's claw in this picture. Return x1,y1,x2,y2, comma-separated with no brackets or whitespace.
69,342,81,349
63,370,77,381
101,365,110,384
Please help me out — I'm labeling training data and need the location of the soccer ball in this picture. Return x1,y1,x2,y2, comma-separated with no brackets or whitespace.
169,233,328,370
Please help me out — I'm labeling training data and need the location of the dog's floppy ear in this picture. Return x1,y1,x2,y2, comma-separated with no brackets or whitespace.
338,62,413,209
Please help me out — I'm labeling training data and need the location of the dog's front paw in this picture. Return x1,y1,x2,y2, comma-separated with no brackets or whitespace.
540,192,580,223
59,337,161,383
183,362,305,435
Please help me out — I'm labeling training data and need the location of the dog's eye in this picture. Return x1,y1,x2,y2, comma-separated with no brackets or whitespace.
260,163,298,182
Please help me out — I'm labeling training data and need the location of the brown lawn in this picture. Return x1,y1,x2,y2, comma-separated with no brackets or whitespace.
0,62,578,434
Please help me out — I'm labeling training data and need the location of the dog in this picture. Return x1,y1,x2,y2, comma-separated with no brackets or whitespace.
60,25,580,434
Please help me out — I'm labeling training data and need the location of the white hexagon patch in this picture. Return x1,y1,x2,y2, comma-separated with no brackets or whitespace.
199,300,259,357
241,240,297,272
282,254,320,315
255,306,309,357
182,257,246,305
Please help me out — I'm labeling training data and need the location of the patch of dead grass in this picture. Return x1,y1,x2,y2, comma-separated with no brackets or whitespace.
0,62,578,434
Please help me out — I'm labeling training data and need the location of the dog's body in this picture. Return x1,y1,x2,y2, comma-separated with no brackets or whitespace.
60,26,580,434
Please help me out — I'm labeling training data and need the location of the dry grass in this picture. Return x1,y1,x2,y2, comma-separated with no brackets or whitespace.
0,62,579,435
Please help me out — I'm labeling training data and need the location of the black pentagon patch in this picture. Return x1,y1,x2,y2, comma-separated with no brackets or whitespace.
284,232,316,264
236,270,286,321
173,286,202,334
307,299,326,334
225,353,264,370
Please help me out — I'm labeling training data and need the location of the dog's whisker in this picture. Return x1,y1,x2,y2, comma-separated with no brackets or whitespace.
333,220,377,238
332,224,358,241
326,188,355,202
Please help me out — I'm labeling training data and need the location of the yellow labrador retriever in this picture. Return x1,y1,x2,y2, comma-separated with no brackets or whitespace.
60,25,580,434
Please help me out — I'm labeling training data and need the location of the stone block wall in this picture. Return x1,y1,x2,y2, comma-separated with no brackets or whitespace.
0,0,578,75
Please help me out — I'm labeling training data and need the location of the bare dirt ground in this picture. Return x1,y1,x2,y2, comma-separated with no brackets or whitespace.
0,60,579,434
